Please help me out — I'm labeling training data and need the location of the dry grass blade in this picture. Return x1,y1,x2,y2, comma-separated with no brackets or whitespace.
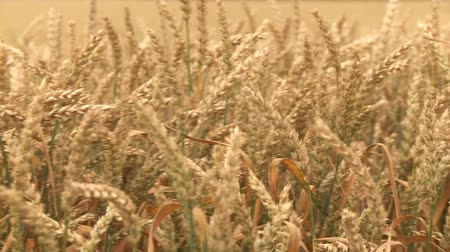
147,202,181,252
422,36,450,47
285,221,307,252
0,233,14,252
268,157,310,202
268,158,282,202
433,180,450,227
338,171,356,210
363,143,401,219
165,125,229,147
385,215,429,251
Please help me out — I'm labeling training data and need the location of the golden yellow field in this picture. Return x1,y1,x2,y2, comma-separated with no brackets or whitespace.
1,0,449,42
0,0,450,251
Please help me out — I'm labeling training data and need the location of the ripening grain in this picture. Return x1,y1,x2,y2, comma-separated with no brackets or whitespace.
0,0,449,251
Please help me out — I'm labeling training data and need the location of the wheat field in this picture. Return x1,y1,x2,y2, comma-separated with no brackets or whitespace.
1,0,449,43
0,0,449,251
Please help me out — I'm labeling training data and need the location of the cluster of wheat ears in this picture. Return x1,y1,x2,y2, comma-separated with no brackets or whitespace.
0,0,449,251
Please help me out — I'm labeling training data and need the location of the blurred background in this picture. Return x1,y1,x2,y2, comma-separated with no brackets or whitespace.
1,0,449,43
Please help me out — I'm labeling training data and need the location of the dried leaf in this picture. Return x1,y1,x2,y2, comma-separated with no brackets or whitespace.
285,221,304,252
147,202,181,252
364,143,401,218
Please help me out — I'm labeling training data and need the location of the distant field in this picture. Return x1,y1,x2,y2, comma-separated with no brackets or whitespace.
0,0,449,43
